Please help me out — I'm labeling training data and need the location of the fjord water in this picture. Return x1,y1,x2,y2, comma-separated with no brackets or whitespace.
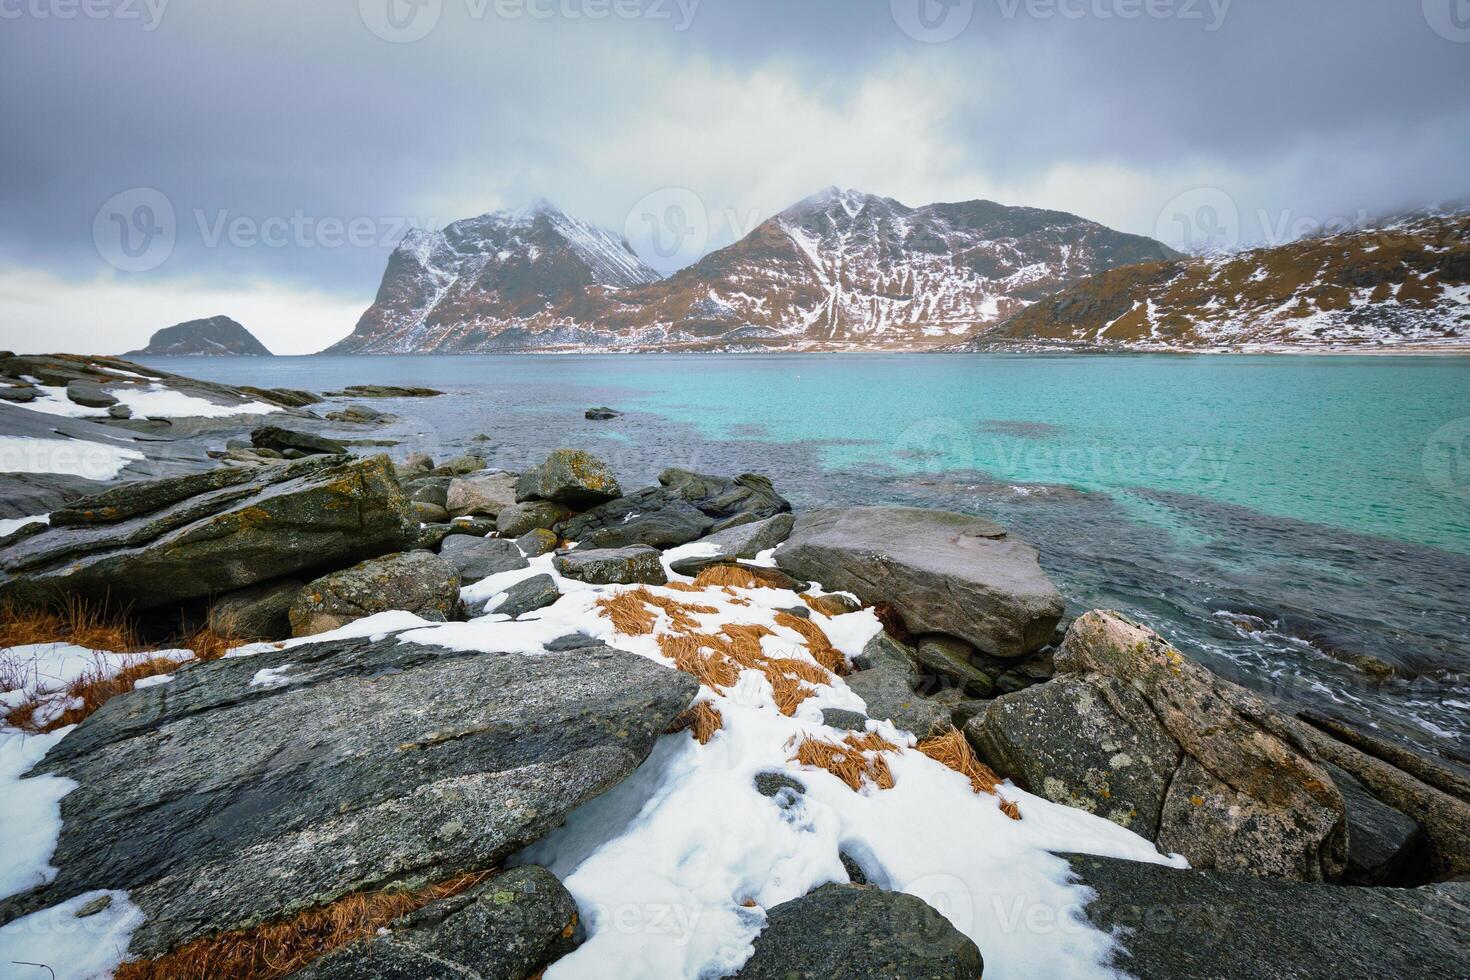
148,353,1470,761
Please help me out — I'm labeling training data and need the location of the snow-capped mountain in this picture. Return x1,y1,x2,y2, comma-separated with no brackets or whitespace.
326,201,662,354
962,211,1470,352
327,189,1177,353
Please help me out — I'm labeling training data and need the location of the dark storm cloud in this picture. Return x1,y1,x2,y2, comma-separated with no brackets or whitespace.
0,0,1467,300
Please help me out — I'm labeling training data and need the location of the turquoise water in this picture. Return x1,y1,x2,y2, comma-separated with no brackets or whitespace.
144,353,1470,759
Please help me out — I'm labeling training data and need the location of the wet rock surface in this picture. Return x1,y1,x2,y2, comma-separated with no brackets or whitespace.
560,486,715,549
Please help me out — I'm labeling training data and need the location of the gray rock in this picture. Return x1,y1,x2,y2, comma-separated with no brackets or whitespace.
394,453,434,480
486,575,560,619
545,633,601,651
324,403,386,424
553,546,667,586
431,454,488,477
667,513,796,575
560,487,714,549
735,884,983,980
497,500,573,537
968,674,1181,837
753,772,806,799
658,468,790,533
974,610,1347,881
107,403,133,419
207,578,304,641
290,551,461,637
775,507,1064,658
251,425,349,456
65,379,119,408
412,523,455,551
845,633,954,739
516,449,621,509
439,535,529,582
446,471,518,519
446,516,498,537
287,866,578,980
914,634,995,698
515,528,559,557
0,384,37,403
584,406,621,420
0,455,416,611
820,708,869,732
325,384,444,399
1325,762,1424,885
411,500,450,523
0,633,697,956
404,476,452,507
1068,853,1470,980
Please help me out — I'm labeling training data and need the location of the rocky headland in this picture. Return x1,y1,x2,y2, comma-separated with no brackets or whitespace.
0,354,1466,979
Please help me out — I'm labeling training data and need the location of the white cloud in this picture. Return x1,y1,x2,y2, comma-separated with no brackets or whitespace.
0,270,369,356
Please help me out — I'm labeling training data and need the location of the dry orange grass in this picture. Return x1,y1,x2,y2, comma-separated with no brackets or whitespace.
115,871,495,980
790,732,899,792
773,612,847,675
692,565,769,590
0,596,140,653
916,731,1018,818
666,701,724,744
656,633,741,689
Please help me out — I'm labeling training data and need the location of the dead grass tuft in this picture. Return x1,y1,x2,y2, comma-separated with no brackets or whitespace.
666,701,723,744
999,798,1022,821
773,612,847,676
692,565,769,590
596,589,659,635
656,633,741,689
114,871,494,980
0,596,141,653
916,730,1005,797
790,732,899,792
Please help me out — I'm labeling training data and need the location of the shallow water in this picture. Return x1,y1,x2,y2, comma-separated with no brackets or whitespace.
141,353,1470,762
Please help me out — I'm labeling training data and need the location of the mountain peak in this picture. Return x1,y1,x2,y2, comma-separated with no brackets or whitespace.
125,316,271,357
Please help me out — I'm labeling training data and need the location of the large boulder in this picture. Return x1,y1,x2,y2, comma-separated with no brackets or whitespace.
553,546,667,586
970,611,1347,880
844,633,955,739
775,507,1064,658
658,468,790,533
516,449,621,509
479,574,560,619
250,425,349,457
1068,853,1470,980
560,487,714,549
667,513,795,576
289,551,461,637
445,471,518,519
439,535,530,582
0,632,698,957
66,379,119,408
1325,762,1424,885
735,884,983,979
497,500,573,538
0,455,416,611
288,866,578,980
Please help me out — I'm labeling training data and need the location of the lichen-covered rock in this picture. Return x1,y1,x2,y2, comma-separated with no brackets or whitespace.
481,574,560,619
553,546,667,586
0,633,697,956
516,449,621,509
446,471,518,519
515,528,559,557
560,487,714,549
658,468,790,533
972,610,1347,881
735,884,983,980
497,500,574,537
289,551,461,636
0,455,416,611
775,507,1064,658
288,866,579,980
844,633,954,739
667,513,796,575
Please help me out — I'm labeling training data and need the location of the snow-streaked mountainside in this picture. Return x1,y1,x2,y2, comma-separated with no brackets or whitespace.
125,316,271,357
963,211,1470,352
326,189,1177,353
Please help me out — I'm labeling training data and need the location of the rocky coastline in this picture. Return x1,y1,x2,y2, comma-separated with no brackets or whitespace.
0,355,1466,979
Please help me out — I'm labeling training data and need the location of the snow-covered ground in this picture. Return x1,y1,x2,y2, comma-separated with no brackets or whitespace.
0,437,143,482
0,547,1184,979
4,382,279,420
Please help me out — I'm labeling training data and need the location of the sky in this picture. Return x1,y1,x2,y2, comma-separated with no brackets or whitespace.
1,0,1467,354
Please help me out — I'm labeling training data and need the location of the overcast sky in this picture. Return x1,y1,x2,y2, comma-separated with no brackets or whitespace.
2,0,1467,354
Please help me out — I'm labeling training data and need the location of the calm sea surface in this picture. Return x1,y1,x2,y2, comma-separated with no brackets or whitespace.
141,353,1470,762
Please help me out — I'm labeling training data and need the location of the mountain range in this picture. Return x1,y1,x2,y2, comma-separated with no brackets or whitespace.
325,191,1469,354
325,189,1177,353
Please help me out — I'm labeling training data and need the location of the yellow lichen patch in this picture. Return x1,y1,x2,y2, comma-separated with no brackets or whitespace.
791,732,898,791
666,701,724,744
916,730,1004,796
114,871,495,980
